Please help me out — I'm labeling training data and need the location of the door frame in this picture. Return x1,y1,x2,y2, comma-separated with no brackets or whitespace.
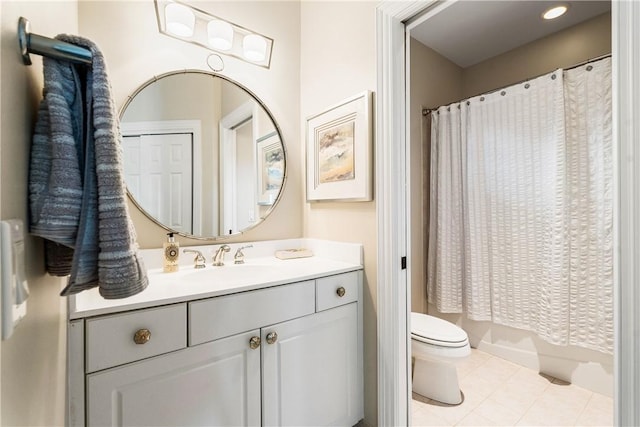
375,2,433,426
375,1,640,425
219,101,259,235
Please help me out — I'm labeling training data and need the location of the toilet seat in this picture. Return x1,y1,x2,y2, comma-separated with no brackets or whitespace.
411,312,469,348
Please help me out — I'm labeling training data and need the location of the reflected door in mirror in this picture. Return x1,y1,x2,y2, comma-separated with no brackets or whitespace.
123,133,194,234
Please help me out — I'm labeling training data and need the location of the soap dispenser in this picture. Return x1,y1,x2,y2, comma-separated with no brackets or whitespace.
163,232,179,273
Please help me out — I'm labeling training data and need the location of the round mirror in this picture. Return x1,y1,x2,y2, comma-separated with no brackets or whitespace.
120,70,286,239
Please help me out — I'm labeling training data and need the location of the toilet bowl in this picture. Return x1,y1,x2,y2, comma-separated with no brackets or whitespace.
411,312,471,405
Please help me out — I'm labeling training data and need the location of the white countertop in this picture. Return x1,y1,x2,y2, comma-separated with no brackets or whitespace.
69,239,363,319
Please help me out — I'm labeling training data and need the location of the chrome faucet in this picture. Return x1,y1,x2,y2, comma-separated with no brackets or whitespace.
212,245,231,266
183,249,206,269
234,245,253,264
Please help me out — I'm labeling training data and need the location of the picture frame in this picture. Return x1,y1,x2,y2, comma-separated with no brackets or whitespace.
306,90,373,202
256,131,284,206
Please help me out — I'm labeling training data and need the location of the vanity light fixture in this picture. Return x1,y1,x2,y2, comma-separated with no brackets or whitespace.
208,20,233,51
243,34,268,62
164,2,195,37
542,4,569,20
154,0,274,68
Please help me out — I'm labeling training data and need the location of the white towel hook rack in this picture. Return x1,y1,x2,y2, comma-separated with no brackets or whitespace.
18,17,92,66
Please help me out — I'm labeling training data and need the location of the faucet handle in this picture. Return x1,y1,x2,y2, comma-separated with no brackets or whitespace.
212,244,231,266
183,249,206,269
234,245,253,264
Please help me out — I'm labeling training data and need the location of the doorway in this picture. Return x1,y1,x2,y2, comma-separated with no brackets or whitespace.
375,1,640,425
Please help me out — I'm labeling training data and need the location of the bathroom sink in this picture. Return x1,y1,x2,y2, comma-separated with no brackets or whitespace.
182,264,278,285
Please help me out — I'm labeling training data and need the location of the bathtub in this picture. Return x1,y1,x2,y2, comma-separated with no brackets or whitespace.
427,304,614,397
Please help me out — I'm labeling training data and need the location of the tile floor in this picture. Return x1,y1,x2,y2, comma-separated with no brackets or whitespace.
411,349,613,426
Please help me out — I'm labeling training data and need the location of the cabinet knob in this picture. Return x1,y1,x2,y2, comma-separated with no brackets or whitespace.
266,332,278,345
336,286,346,297
133,329,151,345
249,336,261,350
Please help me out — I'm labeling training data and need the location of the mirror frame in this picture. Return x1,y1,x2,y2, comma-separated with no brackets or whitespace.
119,69,288,240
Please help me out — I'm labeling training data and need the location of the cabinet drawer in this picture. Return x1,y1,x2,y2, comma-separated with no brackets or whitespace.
316,271,359,311
189,281,315,346
86,304,187,373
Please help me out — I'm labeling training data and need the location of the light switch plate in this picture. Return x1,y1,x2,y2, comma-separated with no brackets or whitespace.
1,219,29,340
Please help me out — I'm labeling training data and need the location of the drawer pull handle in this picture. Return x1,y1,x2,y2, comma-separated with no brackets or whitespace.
133,329,151,345
266,332,278,345
249,336,261,350
336,287,346,297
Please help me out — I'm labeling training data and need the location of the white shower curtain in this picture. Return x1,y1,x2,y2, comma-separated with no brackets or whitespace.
564,58,613,352
427,58,613,354
427,104,465,313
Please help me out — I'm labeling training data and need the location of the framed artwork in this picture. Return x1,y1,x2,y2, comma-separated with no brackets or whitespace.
256,131,284,205
306,91,373,201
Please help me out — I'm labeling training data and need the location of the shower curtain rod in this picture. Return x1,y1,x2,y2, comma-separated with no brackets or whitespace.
18,17,92,66
422,53,612,116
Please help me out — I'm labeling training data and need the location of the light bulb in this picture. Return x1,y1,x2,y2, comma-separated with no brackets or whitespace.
165,3,195,37
242,34,267,62
208,20,234,51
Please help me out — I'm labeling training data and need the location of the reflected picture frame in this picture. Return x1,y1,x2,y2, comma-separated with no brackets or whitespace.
306,91,373,202
256,131,284,206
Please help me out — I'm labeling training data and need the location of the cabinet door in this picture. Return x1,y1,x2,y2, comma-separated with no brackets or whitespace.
87,330,261,427
262,303,360,426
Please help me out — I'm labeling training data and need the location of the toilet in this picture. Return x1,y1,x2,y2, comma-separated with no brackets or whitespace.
411,312,471,405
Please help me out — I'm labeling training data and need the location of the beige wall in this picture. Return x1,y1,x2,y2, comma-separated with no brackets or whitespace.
409,40,463,314
462,12,611,98
79,0,303,248
0,2,3,418
300,2,377,425
0,3,3,419
0,2,72,425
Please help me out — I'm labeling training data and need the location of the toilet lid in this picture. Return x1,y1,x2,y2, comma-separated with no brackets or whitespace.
411,313,468,346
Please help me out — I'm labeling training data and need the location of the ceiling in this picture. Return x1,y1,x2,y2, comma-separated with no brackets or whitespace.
411,1,611,68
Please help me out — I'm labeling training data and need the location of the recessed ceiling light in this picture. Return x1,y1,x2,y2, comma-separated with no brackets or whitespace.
543,5,569,20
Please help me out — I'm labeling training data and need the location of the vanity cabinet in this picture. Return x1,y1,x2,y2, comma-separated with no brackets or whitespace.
87,330,261,426
262,303,359,426
69,270,363,427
